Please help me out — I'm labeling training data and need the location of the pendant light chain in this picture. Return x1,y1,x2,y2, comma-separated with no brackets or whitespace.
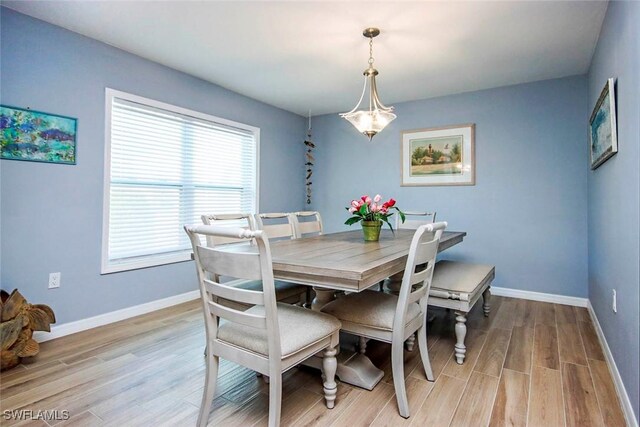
368,37,374,66
339,27,396,140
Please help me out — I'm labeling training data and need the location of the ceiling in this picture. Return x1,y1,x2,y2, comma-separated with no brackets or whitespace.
3,1,608,116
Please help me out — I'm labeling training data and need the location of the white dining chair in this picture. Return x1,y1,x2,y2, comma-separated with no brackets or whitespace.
201,213,306,307
396,211,437,230
255,213,297,240
185,225,341,427
201,213,256,247
384,210,438,294
291,211,323,238
321,222,447,419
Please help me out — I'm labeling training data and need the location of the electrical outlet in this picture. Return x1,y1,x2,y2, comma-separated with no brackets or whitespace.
48,272,61,289
612,289,617,313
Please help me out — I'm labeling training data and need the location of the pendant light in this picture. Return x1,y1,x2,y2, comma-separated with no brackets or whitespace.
340,27,396,141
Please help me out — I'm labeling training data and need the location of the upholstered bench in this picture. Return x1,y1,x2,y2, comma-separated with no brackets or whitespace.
429,260,495,364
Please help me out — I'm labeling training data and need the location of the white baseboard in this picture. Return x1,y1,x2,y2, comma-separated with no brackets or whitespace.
587,301,639,427
34,290,200,343
491,286,588,307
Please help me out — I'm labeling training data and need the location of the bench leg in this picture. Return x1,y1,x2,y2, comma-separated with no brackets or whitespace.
483,287,491,317
454,312,467,364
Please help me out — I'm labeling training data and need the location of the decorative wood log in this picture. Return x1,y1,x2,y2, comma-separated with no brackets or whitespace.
0,289,55,371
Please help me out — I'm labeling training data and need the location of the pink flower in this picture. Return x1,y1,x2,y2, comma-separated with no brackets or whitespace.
364,196,372,204
374,194,382,203
349,206,357,213
371,203,380,213
351,200,360,208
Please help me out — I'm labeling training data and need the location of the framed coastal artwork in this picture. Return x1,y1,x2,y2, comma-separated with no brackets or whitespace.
589,78,617,170
401,123,475,186
0,105,77,165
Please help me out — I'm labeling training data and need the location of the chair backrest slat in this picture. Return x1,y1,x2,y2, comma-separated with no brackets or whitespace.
407,264,434,304
196,246,263,280
397,211,437,230
297,220,322,236
393,221,447,334
208,300,267,329
204,279,265,306
291,211,323,238
414,237,440,265
262,223,295,239
201,213,256,247
255,213,297,240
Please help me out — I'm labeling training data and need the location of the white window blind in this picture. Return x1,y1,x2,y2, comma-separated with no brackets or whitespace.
102,89,258,273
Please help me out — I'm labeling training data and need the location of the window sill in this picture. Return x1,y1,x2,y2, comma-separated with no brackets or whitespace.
101,252,192,274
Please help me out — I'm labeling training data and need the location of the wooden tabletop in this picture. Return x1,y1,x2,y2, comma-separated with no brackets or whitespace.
258,230,466,291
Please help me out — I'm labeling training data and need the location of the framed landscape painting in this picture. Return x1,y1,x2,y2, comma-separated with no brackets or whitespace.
401,123,475,186
589,78,617,170
1,105,77,165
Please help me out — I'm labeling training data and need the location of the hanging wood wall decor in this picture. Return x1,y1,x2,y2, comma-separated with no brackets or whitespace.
304,115,315,204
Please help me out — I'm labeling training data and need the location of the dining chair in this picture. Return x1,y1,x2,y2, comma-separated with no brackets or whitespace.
321,222,447,418
289,211,323,306
201,213,256,247
396,211,437,229
185,225,341,427
255,213,297,240
255,212,310,305
201,213,306,307
384,210,438,293
291,211,323,238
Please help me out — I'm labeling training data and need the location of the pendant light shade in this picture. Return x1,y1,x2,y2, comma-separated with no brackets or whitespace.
340,28,396,141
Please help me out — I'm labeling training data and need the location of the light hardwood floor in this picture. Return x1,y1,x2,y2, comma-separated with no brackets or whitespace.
0,296,626,427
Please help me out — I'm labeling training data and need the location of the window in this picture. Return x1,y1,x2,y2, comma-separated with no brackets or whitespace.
102,89,259,273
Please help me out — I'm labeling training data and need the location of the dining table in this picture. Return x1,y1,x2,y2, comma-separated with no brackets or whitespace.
223,228,467,390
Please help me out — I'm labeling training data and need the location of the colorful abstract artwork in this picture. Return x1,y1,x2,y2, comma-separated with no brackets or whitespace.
1,105,77,165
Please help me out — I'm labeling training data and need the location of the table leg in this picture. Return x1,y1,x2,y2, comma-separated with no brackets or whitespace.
306,290,385,390
302,345,384,391
311,287,335,311
385,272,404,294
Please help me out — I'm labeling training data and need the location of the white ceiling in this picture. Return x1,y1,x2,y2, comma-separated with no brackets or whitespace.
3,1,607,116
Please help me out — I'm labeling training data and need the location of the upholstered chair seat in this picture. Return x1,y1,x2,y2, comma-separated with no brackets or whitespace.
218,303,341,357
321,290,421,331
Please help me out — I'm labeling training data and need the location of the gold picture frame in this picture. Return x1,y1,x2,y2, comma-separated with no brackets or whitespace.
401,123,475,186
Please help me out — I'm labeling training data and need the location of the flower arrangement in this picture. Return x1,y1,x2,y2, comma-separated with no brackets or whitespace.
345,195,405,240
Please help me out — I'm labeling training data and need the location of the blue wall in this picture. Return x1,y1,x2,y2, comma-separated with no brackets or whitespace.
0,8,306,323
311,76,589,298
587,1,640,422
